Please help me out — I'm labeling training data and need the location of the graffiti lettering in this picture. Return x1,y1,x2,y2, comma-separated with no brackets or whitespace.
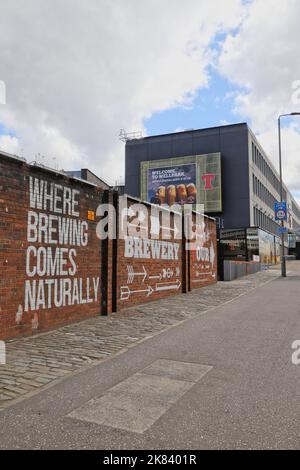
26,246,77,277
124,237,179,260
23,176,100,319
27,211,88,246
29,177,80,216
24,277,99,311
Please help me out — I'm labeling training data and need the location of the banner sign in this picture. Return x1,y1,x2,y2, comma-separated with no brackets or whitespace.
141,153,222,213
147,164,197,207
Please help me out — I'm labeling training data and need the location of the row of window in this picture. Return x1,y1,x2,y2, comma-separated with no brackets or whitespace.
252,175,276,212
253,207,280,235
251,142,285,198
292,201,300,222
293,219,300,232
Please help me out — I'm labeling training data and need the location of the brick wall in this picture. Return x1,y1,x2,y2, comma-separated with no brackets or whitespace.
0,155,103,340
0,155,218,340
116,197,184,309
188,214,217,290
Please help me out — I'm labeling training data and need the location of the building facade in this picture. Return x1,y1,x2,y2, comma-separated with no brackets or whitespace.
65,168,110,190
125,122,300,238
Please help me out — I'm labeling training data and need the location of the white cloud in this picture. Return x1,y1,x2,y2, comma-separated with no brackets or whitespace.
0,134,20,154
0,0,242,183
254,124,300,193
218,0,300,191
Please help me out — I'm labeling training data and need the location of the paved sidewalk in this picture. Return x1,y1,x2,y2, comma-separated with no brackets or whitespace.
0,269,277,409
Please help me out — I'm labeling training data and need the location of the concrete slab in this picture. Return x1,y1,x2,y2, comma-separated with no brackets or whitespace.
67,372,192,434
142,359,212,383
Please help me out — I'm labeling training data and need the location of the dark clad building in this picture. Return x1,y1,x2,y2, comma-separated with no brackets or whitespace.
65,168,110,190
125,122,300,235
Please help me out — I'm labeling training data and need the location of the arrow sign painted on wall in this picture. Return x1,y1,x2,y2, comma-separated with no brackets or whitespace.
120,285,154,301
155,279,181,292
193,271,216,280
127,265,148,284
149,273,162,281
196,271,214,277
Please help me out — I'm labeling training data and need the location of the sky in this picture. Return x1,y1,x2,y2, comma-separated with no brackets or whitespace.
0,0,300,199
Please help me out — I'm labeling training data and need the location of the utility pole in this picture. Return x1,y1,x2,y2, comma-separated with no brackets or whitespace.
278,112,300,277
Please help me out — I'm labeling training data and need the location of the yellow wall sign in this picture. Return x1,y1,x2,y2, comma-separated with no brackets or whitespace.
87,210,95,221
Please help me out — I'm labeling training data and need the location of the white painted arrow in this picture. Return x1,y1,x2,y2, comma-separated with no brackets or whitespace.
149,273,162,281
127,265,147,284
120,285,153,301
155,279,181,292
196,271,214,277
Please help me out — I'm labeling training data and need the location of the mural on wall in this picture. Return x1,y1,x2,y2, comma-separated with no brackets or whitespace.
24,176,100,327
126,265,180,284
190,219,216,284
120,236,181,302
191,242,216,281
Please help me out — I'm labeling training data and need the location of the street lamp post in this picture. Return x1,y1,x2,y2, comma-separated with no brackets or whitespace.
278,112,300,277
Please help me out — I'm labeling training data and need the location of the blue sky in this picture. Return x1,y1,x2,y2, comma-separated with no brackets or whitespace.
144,67,246,136
144,25,248,136
0,123,15,137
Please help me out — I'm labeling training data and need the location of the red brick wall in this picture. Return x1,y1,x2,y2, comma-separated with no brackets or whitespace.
117,197,183,310
0,155,103,340
1,156,218,339
189,214,217,290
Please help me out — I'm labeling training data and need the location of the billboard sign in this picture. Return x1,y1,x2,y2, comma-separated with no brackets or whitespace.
140,153,222,213
147,163,197,207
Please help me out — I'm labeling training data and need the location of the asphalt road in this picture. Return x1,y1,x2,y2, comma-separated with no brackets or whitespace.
0,263,300,449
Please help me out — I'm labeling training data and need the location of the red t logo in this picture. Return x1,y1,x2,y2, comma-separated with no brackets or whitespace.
202,173,216,190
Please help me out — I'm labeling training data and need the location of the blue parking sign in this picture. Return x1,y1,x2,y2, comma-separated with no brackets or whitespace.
274,201,287,221
277,226,288,234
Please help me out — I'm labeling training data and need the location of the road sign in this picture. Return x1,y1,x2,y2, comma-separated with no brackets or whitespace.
277,226,288,234
274,201,287,221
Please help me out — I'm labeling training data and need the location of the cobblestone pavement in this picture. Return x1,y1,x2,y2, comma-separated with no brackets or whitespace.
0,268,278,409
